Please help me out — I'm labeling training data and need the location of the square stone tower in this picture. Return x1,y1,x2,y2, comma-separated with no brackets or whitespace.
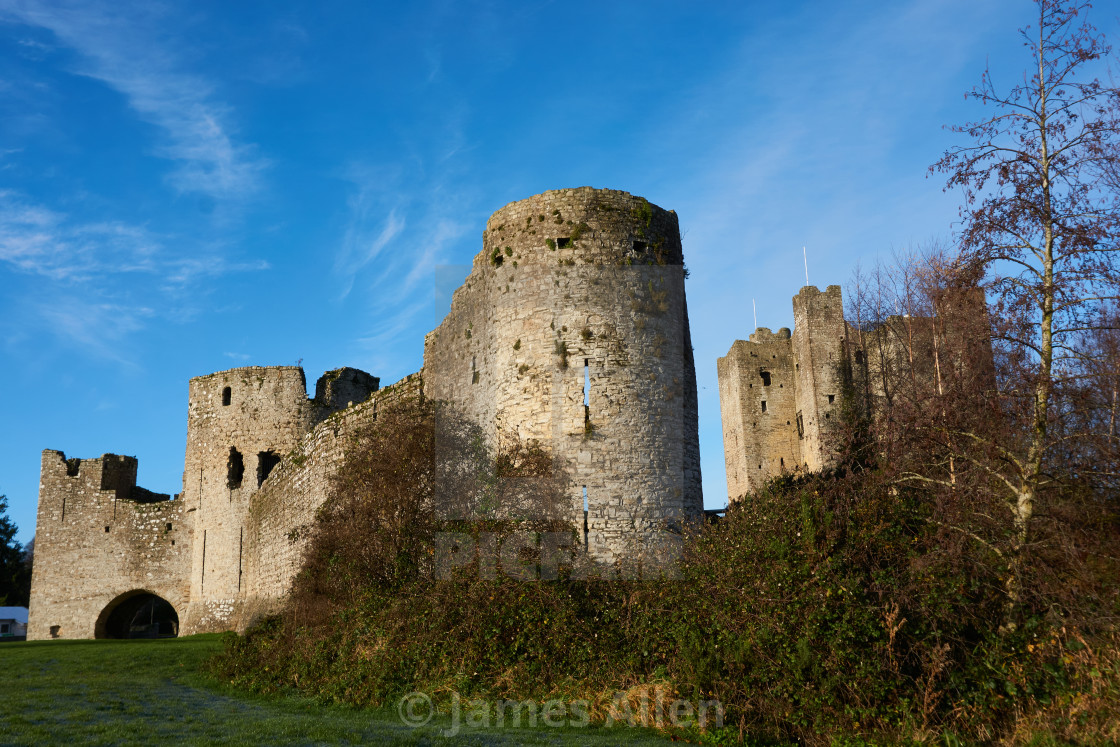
718,285,862,500
716,328,799,500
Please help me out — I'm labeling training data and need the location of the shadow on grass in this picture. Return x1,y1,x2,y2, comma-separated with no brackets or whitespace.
0,635,682,745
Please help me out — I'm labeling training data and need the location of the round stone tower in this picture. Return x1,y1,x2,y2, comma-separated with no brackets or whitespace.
424,187,702,560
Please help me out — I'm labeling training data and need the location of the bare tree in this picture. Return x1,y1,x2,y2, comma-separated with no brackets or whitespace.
930,0,1120,622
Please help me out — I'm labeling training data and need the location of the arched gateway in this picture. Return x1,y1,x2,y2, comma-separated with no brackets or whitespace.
95,591,179,639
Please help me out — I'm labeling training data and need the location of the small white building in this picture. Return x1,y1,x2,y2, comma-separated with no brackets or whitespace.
0,607,29,639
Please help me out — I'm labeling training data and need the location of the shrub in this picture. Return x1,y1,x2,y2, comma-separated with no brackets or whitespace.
213,431,1119,745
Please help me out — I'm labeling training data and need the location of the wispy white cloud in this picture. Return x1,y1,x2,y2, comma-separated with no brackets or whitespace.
223,351,251,361
33,296,153,364
0,191,159,280
0,0,266,200
332,161,474,364
160,255,271,288
0,189,270,362
0,189,269,284
335,204,406,300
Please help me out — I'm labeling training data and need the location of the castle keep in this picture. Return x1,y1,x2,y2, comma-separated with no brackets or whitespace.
718,286,860,499
718,284,991,501
27,187,703,640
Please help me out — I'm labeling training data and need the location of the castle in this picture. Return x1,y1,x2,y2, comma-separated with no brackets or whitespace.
28,186,987,641
27,187,702,640
717,284,991,500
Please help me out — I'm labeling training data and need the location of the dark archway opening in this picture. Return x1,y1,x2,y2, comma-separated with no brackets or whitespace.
96,592,179,639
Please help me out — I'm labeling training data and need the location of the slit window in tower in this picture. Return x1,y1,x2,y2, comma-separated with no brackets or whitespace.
557,237,571,249
227,447,244,489
222,386,231,406
257,450,281,487
761,400,767,413
796,411,805,440
633,240,647,252
201,530,207,592
828,394,835,404
471,356,479,385
582,486,589,549
584,360,590,407
855,350,864,364
760,370,772,386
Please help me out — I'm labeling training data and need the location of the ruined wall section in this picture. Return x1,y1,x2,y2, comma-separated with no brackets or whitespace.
424,187,702,559
791,286,849,472
178,365,378,633
27,451,190,640
858,287,995,416
844,321,874,423
315,367,380,412
717,328,799,500
235,374,424,629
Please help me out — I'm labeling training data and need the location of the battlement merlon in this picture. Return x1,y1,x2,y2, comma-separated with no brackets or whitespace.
314,367,379,412
794,284,843,298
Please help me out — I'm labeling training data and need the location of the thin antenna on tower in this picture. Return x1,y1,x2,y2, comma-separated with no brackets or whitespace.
803,246,809,287
753,298,757,330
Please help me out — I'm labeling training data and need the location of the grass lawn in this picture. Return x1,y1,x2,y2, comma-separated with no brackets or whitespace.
0,635,684,745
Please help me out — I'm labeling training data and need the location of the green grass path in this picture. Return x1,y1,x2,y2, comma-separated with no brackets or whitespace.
0,635,680,745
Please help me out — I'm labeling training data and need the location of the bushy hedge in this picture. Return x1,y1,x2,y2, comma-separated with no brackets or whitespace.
211,401,1119,744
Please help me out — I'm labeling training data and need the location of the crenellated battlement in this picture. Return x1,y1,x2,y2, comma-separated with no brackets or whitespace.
747,327,792,343
40,450,138,500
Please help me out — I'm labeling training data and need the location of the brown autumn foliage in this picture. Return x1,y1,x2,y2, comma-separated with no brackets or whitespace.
285,396,572,629
930,0,1120,624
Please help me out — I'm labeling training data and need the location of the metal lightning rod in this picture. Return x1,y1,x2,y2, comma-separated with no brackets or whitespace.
753,298,757,331
803,246,809,287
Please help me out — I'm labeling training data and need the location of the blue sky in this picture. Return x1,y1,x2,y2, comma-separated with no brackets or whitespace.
1,0,1113,545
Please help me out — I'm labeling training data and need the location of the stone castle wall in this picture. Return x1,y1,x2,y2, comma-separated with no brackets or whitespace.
424,188,702,558
28,186,705,637
234,373,423,630
27,452,191,640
